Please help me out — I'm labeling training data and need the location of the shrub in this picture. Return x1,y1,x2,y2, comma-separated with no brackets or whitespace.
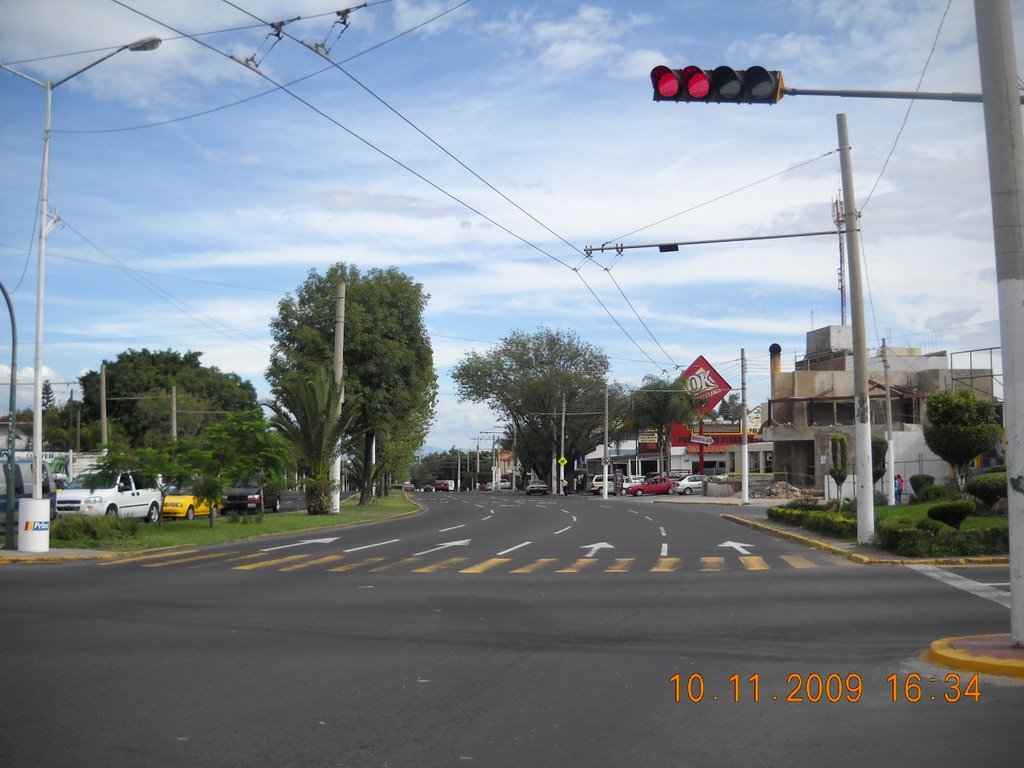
927,501,975,531
914,484,954,503
916,518,948,533
964,471,1007,507
784,497,824,512
876,520,1008,557
51,514,139,541
909,474,934,495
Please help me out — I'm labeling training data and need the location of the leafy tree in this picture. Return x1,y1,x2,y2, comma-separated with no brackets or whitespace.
923,389,1003,490
829,433,849,500
267,264,437,506
632,375,695,474
264,364,359,515
41,380,55,411
78,348,258,449
871,434,888,486
451,328,609,484
717,393,742,422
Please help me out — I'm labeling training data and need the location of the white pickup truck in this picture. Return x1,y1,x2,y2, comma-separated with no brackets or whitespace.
56,470,162,521
588,474,643,495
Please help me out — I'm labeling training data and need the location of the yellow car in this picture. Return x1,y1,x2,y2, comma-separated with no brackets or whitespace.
161,485,219,520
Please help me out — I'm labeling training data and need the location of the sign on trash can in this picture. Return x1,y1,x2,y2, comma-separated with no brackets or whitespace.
17,498,51,553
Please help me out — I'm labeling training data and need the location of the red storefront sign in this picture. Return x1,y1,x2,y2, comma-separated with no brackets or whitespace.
680,355,731,414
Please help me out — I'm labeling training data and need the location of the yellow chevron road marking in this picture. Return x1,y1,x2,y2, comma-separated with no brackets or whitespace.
370,557,423,573
556,558,599,573
327,556,385,572
509,558,557,573
279,555,343,572
143,552,237,567
413,557,468,573
99,549,198,566
739,555,769,571
605,558,634,573
779,554,818,569
650,557,682,573
459,558,513,574
233,554,310,571
222,553,270,565
701,556,725,572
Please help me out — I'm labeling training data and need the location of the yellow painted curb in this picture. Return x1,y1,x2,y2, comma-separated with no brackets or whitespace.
925,635,1024,679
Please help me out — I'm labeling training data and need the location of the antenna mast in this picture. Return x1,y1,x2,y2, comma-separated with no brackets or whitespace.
833,195,848,325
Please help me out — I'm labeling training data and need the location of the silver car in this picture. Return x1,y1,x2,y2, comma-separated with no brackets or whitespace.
669,474,706,495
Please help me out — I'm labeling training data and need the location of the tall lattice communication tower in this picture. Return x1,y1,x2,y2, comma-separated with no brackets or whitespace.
833,196,847,325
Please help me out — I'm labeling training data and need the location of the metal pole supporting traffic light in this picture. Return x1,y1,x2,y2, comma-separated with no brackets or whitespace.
651,64,784,104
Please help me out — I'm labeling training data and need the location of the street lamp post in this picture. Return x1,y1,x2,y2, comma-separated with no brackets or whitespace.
1,37,160,551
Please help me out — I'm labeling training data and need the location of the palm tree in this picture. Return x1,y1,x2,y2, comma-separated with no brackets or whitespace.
633,375,695,474
264,364,359,514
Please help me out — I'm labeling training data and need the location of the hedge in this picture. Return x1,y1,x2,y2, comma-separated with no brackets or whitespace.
964,471,1008,507
876,521,1008,557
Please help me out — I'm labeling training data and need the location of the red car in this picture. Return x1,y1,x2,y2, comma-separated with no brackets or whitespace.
625,477,673,496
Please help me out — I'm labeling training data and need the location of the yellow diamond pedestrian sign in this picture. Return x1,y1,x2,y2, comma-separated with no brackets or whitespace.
558,456,567,466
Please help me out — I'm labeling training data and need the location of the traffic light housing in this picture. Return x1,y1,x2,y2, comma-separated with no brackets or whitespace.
650,65,784,104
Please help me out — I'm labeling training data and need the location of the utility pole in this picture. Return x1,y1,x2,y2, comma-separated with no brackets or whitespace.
837,113,874,545
975,0,1024,647
170,385,177,440
559,392,566,495
603,382,610,500
882,340,896,505
331,280,345,513
741,348,749,505
99,364,107,446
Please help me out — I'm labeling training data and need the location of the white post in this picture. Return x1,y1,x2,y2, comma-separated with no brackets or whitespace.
837,113,875,544
741,348,749,505
330,280,345,513
975,0,1024,646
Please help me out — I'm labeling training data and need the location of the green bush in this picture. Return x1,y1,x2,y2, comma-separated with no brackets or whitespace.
784,497,825,512
927,501,975,531
964,471,1007,507
916,518,948,533
876,520,1008,557
914,484,954,503
909,474,934,494
768,506,806,525
803,510,857,538
51,514,140,541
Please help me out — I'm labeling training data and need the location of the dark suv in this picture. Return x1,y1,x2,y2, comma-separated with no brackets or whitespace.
222,481,281,514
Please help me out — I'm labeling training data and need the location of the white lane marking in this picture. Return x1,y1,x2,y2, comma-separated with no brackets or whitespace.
661,542,668,557
907,564,1011,608
481,514,494,521
553,526,572,535
439,524,465,532
645,515,653,522
659,527,667,537
343,538,399,553
497,541,531,555
413,539,471,557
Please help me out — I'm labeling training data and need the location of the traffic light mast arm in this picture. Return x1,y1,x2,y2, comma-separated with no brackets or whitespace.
584,229,839,256
783,86,1013,103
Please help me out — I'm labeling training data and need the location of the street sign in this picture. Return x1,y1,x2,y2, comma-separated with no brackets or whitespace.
691,435,714,446
558,456,567,466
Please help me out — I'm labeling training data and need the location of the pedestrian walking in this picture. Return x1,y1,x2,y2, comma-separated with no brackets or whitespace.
895,474,904,504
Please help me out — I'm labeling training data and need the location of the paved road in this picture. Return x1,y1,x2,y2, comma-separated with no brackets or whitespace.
1,492,1019,767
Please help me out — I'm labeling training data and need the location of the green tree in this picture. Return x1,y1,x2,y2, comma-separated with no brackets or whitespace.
829,433,849,500
41,380,55,411
267,264,437,506
632,375,695,474
264,364,359,515
717,393,742,422
923,388,1003,489
78,348,258,449
451,328,610,484
871,434,888,487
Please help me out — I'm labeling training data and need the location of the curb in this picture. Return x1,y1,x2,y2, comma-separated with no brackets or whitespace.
925,634,1024,679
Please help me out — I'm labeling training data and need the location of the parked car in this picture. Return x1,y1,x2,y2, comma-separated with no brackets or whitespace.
434,479,455,492
162,484,218,520
498,479,511,490
625,477,673,496
526,480,549,495
402,482,415,491
669,474,707,495
0,458,57,523
56,470,162,521
222,481,281,514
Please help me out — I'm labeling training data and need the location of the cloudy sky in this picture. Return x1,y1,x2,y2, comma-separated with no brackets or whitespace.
0,0,1015,452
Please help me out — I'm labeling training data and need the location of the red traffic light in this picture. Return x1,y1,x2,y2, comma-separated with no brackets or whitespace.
650,64,784,104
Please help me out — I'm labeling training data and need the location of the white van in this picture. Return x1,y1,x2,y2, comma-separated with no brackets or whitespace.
56,470,162,521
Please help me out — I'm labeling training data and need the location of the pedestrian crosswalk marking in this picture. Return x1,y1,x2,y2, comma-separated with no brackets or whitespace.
370,556,422,572
556,558,599,573
279,555,343,572
509,558,557,573
779,554,817,569
606,558,634,573
143,551,237,567
739,555,769,571
413,557,468,573
234,554,310,571
460,557,513,574
328,556,385,572
701,556,725,572
100,548,198,566
223,552,270,564
651,557,682,573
